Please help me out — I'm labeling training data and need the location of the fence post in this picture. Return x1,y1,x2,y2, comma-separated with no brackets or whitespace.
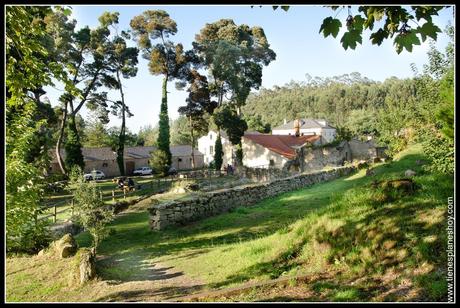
54,205,57,223
124,188,126,200
71,199,74,217
112,190,115,203
100,191,103,201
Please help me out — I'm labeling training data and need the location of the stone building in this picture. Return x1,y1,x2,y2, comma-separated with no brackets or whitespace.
49,145,204,177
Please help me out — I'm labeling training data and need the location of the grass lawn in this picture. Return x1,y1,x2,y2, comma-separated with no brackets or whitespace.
6,143,453,302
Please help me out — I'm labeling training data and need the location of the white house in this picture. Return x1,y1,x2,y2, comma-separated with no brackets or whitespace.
272,119,336,144
242,134,321,169
198,130,234,167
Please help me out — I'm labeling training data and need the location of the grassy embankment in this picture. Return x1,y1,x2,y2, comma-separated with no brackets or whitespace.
6,144,452,302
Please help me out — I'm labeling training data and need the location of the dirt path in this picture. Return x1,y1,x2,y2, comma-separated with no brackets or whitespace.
93,260,206,302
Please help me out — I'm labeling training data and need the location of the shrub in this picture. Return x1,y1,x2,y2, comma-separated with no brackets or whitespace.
149,149,170,177
70,167,113,254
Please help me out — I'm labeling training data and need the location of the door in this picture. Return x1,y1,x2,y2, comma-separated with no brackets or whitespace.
125,161,135,175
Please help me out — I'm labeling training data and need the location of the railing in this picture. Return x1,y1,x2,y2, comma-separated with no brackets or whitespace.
40,172,228,224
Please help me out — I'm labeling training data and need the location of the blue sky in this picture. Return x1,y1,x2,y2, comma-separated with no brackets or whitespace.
43,5,454,133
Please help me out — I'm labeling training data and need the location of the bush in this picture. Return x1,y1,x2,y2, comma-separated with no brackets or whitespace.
6,158,51,254
70,167,113,254
149,149,170,177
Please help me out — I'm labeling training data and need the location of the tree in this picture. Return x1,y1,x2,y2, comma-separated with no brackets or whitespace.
130,10,191,169
107,126,139,148
149,149,170,177
411,24,454,174
82,115,111,147
137,124,159,146
99,12,139,176
178,70,218,168
316,6,450,53
6,6,71,253
47,10,118,175
214,134,224,171
70,167,113,255
193,19,276,164
244,114,271,133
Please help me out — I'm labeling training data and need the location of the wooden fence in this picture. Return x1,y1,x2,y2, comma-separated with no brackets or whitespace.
40,171,226,224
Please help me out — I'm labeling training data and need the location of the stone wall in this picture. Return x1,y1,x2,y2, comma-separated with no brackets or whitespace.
348,139,379,160
148,166,356,230
302,141,351,172
237,166,291,182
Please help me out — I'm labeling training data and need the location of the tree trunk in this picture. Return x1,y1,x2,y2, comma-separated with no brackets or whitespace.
189,115,195,169
56,101,68,175
116,70,126,176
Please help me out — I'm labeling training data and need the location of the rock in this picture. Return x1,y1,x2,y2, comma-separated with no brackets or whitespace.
68,248,96,286
365,168,375,176
404,169,417,177
53,233,78,258
79,248,96,284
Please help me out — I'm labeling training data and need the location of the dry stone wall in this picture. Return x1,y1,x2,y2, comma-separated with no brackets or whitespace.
148,166,356,230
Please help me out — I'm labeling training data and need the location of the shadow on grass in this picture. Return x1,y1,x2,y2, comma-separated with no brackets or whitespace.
94,284,205,302
197,152,452,300
79,149,451,301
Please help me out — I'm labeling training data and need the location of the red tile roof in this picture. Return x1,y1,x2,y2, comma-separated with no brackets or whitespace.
243,134,320,159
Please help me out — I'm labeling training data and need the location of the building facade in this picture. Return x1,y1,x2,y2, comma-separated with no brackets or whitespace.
242,134,321,169
49,145,204,177
272,119,337,144
197,130,234,167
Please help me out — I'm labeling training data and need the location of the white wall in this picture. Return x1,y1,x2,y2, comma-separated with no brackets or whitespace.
198,131,233,168
242,138,288,168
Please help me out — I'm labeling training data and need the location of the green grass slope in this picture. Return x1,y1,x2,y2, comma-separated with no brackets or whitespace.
6,144,453,302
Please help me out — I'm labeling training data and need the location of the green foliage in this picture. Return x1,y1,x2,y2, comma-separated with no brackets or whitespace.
64,116,85,171
157,77,172,167
319,17,342,38
214,106,248,145
6,6,67,254
149,149,170,177
193,18,276,107
436,67,454,141
335,126,353,142
214,134,224,171
411,24,454,174
420,129,454,174
319,6,448,53
244,114,271,133
137,124,158,146
70,166,114,254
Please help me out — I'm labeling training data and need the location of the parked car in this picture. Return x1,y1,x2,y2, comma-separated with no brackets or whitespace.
133,166,153,176
83,170,105,181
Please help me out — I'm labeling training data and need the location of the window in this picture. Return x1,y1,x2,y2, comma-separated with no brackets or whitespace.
210,145,214,155
210,134,213,140
269,159,275,166
102,162,108,168
178,158,182,162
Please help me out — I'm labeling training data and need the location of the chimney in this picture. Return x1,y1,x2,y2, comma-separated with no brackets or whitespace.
294,119,301,137
283,118,287,125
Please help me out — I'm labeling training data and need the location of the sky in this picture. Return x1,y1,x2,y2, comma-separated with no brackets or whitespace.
43,5,454,134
